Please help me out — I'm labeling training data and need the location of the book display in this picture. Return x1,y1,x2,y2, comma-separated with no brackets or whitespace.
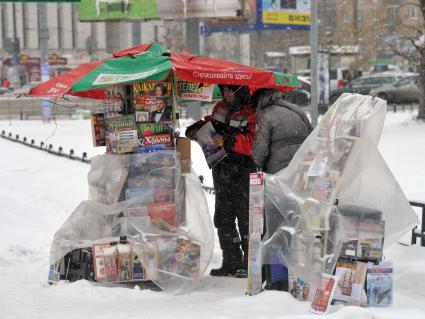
256,94,416,311
247,172,265,296
49,78,214,293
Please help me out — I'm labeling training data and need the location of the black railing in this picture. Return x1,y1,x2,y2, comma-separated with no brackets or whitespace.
1,130,90,163
1,130,215,193
410,201,425,246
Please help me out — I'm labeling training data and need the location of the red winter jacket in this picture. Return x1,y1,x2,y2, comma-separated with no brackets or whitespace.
187,100,256,158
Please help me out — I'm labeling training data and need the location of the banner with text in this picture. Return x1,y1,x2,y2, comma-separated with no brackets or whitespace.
262,0,310,26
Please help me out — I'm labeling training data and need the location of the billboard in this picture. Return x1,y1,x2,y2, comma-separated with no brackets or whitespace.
262,0,310,26
79,0,240,21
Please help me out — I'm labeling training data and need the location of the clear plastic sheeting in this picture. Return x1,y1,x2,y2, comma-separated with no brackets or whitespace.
49,151,214,294
262,93,418,291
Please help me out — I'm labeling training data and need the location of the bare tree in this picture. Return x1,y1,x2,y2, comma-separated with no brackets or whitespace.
387,1,425,119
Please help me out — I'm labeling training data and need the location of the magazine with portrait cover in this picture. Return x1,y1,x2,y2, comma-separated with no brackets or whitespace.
195,121,226,168
133,80,174,124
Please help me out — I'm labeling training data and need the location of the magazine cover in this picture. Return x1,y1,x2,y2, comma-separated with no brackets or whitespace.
91,112,106,147
135,111,150,123
328,138,355,173
93,243,111,281
117,244,132,281
103,246,118,282
367,261,393,307
136,123,171,138
148,202,176,230
124,187,153,204
175,238,201,279
138,133,174,153
247,233,263,296
104,86,125,119
293,151,316,191
131,248,146,280
289,272,311,301
133,81,174,123
142,242,159,280
339,239,358,259
309,274,338,314
195,121,226,168
334,260,367,303
106,115,139,154
178,81,215,102
157,238,178,275
153,187,174,203
133,81,172,102
351,262,368,306
249,172,265,235
123,204,151,235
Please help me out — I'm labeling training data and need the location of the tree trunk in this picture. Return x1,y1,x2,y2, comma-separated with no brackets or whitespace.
419,1,425,120
418,51,425,120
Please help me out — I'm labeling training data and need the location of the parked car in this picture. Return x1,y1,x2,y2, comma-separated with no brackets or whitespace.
370,74,420,104
284,76,311,106
329,72,413,104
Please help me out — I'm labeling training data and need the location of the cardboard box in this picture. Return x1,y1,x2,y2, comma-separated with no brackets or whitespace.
177,137,191,173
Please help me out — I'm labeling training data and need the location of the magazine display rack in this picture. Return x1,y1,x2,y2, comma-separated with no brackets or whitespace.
48,78,214,294
257,93,418,311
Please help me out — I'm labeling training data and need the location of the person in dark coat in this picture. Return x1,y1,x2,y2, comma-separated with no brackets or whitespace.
252,88,313,174
186,85,256,278
251,88,312,290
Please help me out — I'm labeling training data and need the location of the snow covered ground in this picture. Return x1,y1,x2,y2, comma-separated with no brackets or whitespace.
0,110,425,319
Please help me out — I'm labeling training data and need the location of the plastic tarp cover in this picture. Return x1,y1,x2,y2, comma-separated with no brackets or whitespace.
49,151,214,294
261,93,418,290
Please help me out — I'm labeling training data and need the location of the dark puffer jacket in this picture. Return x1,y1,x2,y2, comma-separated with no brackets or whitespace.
253,89,313,174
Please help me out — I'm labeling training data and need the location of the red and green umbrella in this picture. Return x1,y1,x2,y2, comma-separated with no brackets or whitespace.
28,43,163,99
71,45,298,94
29,43,299,99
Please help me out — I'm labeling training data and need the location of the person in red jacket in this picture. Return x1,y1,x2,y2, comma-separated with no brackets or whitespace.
186,85,256,278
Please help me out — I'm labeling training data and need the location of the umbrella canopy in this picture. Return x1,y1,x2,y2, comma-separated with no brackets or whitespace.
27,43,160,99
72,50,172,93
28,43,298,99
72,46,298,94
28,60,105,99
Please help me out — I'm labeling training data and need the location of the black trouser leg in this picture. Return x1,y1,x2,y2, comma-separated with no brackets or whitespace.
212,164,243,269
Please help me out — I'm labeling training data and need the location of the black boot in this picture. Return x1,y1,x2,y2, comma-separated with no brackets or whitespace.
210,249,243,277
